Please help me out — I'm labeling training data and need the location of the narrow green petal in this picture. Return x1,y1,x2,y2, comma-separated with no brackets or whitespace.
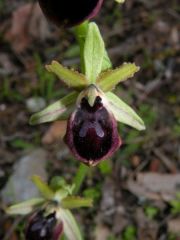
84,22,105,84
97,63,140,92
115,0,125,3
106,92,145,130
61,196,93,209
46,61,88,89
6,198,44,215
57,209,82,240
32,175,54,200
29,92,78,125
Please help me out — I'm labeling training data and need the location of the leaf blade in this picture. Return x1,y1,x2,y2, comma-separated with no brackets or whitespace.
106,92,145,130
97,63,140,92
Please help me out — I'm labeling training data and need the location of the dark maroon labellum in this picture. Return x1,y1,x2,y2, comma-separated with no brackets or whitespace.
38,0,104,27
26,211,61,240
65,96,121,166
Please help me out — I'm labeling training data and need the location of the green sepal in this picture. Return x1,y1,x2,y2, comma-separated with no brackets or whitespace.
6,198,44,215
61,196,93,209
106,92,145,130
97,63,140,92
32,175,54,200
57,209,82,240
46,61,88,90
84,22,105,84
101,50,112,71
29,92,78,125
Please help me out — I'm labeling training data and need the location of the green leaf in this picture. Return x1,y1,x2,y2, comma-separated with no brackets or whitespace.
123,225,136,240
46,61,88,90
73,164,89,194
6,198,44,215
99,159,112,175
32,175,54,200
97,63,140,92
106,92,145,130
84,22,105,84
29,92,78,125
58,209,82,240
145,206,159,219
83,187,101,201
61,196,93,209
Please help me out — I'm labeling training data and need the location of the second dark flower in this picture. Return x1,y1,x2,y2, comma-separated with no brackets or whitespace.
38,0,104,27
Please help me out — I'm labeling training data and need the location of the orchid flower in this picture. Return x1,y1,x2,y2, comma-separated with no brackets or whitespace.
30,23,145,166
6,176,92,240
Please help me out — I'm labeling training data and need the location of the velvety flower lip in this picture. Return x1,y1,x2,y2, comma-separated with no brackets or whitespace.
64,93,121,166
26,211,62,240
38,0,104,27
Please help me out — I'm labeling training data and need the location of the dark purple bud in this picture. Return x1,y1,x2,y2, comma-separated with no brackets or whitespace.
26,211,63,240
64,96,121,166
38,0,104,27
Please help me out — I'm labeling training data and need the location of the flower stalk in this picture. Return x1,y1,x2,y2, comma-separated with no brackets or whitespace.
6,1,146,239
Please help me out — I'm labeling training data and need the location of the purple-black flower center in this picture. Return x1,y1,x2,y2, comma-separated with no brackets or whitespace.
72,96,113,160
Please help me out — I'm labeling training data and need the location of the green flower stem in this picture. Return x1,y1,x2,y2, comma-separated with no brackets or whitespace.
73,163,89,194
74,21,89,74
73,22,90,194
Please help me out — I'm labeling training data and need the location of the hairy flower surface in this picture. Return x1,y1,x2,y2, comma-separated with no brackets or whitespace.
38,0,103,27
